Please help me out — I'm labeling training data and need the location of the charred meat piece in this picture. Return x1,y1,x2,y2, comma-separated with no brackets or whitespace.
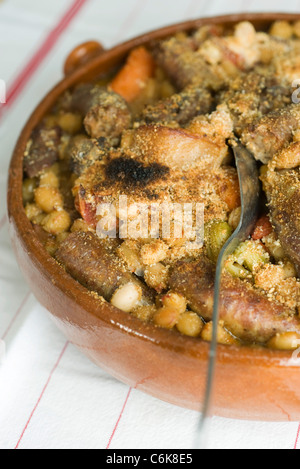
104,155,170,188
219,72,292,137
74,151,237,235
121,124,230,170
262,168,300,275
24,126,61,178
73,153,172,229
56,231,154,304
142,85,213,126
241,104,300,164
68,135,108,176
68,84,132,141
168,256,300,344
73,117,235,233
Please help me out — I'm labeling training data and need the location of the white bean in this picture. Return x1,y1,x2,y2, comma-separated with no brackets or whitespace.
111,283,142,313
267,332,300,350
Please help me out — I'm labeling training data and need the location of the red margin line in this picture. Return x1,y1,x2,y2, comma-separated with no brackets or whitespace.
106,387,132,449
294,424,300,449
0,0,90,233
0,0,89,120
15,341,69,449
1,291,31,340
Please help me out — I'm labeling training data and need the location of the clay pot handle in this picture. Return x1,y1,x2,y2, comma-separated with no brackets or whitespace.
64,41,105,76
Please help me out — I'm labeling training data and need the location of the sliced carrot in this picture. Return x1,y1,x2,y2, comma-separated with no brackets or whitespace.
109,46,156,102
252,215,273,240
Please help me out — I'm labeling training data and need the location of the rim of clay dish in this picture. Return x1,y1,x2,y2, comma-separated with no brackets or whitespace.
7,12,300,369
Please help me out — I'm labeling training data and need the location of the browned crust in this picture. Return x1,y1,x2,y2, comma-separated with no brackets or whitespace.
142,85,213,125
241,105,300,164
68,83,132,141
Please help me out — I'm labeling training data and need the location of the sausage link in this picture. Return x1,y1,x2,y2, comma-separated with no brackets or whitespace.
168,256,300,344
56,231,154,305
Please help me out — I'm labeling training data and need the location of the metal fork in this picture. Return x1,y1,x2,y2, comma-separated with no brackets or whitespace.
194,140,260,449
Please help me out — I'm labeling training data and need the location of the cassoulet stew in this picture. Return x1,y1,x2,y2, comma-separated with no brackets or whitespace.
22,20,300,350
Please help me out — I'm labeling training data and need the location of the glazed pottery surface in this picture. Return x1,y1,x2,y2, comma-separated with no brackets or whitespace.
8,13,300,421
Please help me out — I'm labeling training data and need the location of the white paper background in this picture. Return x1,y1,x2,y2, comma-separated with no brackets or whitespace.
0,0,299,450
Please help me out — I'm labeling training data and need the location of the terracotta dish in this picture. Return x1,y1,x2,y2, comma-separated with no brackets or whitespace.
8,13,300,421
